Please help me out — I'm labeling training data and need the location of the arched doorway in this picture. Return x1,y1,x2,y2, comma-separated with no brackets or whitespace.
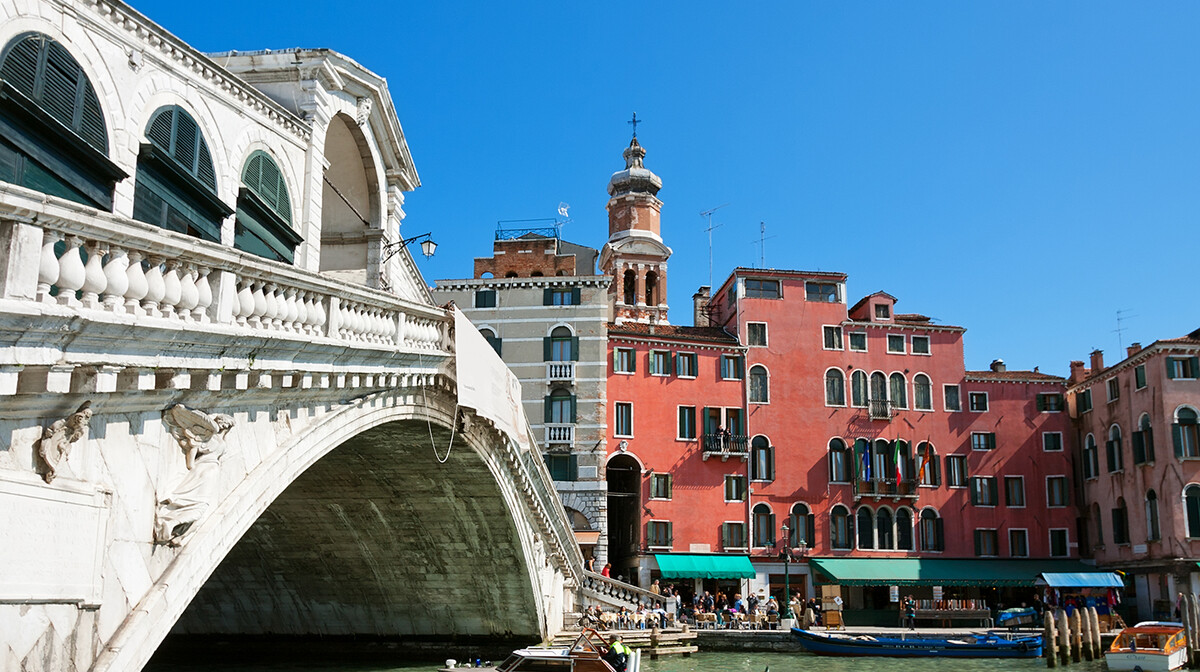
606,453,641,582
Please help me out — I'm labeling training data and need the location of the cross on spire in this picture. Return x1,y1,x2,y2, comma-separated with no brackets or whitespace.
628,112,642,139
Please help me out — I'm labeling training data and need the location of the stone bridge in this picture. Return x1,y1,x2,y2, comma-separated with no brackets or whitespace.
0,190,603,671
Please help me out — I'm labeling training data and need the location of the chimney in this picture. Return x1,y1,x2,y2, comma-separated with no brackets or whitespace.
989,359,1006,373
1069,360,1088,385
1126,342,1142,358
693,286,711,328
1090,349,1105,373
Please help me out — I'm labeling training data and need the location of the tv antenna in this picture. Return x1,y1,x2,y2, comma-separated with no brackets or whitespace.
1114,309,1137,349
700,203,729,289
751,221,777,269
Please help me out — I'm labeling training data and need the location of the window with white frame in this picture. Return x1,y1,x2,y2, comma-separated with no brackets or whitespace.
1135,364,1147,390
805,281,839,303
919,509,943,551
614,348,635,373
747,322,768,346
1167,356,1199,380
750,436,774,480
887,334,905,354
825,369,846,406
675,352,697,378
849,332,867,352
974,529,999,556
911,335,930,355
968,392,989,412
474,289,497,308
750,365,770,403
829,438,851,483
970,476,998,506
913,374,932,410
1004,476,1025,507
1037,393,1064,412
1046,476,1068,507
1107,378,1120,402
889,372,907,409
1009,529,1029,557
971,432,996,451
831,506,852,549
1043,432,1063,452
677,406,696,440
1049,529,1069,557
745,278,780,299
650,473,672,499
649,350,671,376
1175,407,1200,458
944,384,962,412
724,475,746,502
823,326,843,350
946,455,968,487
752,503,775,547
722,521,747,549
875,303,891,319
1083,434,1100,478
851,370,868,407
647,520,672,548
720,354,744,380
614,402,633,437
1078,389,1093,413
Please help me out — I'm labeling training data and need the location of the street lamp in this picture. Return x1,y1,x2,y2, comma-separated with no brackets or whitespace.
381,232,437,263
778,525,808,621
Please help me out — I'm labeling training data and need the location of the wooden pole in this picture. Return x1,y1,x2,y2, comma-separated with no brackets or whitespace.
1187,594,1200,669
1080,607,1094,661
1058,610,1071,665
1045,610,1058,668
1090,606,1103,659
1070,610,1083,662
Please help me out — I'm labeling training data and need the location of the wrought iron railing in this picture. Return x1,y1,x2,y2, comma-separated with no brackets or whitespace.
868,400,894,420
854,477,919,498
701,434,749,459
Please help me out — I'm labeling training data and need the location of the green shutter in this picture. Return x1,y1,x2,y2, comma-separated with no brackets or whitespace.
1192,357,1200,377
667,351,675,375
1036,395,1045,412
630,351,636,372
648,351,656,375
989,433,997,450
568,454,578,481
1176,424,1186,458
1132,432,1145,464
768,514,776,543
1168,359,1177,379
543,337,553,361
721,523,730,548
570,336,580,361
569,395,577,423
990,478,999,504
974,530,982,556
544,396,553,423
969,480,979,505
613,349,619,370
571,287,581,305
702,408,713,435
543,288,553,305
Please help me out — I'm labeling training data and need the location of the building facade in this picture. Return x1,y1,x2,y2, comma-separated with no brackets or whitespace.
1066,332,1200,620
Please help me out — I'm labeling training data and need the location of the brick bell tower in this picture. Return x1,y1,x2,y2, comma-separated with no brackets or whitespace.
598,133,673,325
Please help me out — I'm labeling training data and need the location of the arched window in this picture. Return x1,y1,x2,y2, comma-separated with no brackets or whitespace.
1186,485,1200,538
531,270,544,277
870,371,887,402
236,150,300,263
895,440,912,483
896,507,914,550
851,370,868,407
889,373,908,409
133,105,230,242
479,327,502,355
1146,490,1160,541
545,388,575,424
789,503,814,548
1175,408,1200,459
831,505,851,550
856,506,875,549
1112,497,1129,545
750,365,770,403
505,271,518,278
916,442,939,486
873,439,891,486
1107,424,1123,473
623,270,636,306
825,369,845,406
913,374,932,410
1083,434,1099,479
919,508,943,551
0,33,123,209
877,507,895,549
1134,413,1155,464
751,435,774,480
828,438,850,483
855,438,871,482
546,326,575,362
645,270,658,306
753,503,775,547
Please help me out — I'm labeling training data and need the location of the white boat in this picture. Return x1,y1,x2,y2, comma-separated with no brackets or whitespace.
442,629,641,672
1105,621,1187,672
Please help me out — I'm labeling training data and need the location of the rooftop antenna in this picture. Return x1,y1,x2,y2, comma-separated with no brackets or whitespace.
556,202,571,237
700,203,729,289
1114,309,1137,350
751,221,777,269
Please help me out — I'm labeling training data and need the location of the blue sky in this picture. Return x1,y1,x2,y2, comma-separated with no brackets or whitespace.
140,1,1199,374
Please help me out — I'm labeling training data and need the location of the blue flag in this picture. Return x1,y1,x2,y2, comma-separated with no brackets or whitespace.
861,444,871,481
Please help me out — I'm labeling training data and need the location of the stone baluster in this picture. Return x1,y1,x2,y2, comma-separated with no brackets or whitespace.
294,290,309,333
37,229,62,303
282,287,299,332
141,256,165,316
80,240,107,309
102,246,129,313
249,281,267,328
124,251,148,314
194,267,212,322
312,294,327,334
56,235,86,306
177,264,199,321
394,311,406,346
264,283,280,329
235,277,254,325
161,260,182,319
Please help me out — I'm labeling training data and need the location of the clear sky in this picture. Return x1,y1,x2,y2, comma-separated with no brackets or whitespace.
138,1,1198,374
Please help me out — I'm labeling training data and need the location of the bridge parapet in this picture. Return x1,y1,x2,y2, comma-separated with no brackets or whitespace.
579,570,668,611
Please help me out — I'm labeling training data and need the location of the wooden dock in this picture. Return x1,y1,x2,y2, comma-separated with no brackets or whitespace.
549,627,699,659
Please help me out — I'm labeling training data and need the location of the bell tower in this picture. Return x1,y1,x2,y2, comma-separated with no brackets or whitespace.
599,133,672,325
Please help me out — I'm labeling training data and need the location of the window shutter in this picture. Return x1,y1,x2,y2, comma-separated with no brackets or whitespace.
665,474,672,499
1,35,40,97
807,514,815,545
667,351,674,375
1147,429,1156,462
989,478,999,504
974,530,982,556
1132,432,1145,463
934,518,945,551
737,356,745,378
768,514,776,542
988,434,997,451
1168,359,1177,379
613,349,619,370
1176,424,1186,458
544,396,553,423
1036,395,1045,412
543,337,552,361
1192,357,1200,376
492,337,502,356
1106,440,1116,471
630,351,636,372
571,287,581,305
969,480,979,505
146,108,174,151
568,454,578,480
721,523,730,549
702,408,712,435
570,336,579,361
568,395,577,423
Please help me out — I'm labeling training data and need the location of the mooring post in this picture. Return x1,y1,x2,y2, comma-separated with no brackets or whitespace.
1070,610,1083,662
1058,609,1071,665
1187,594,1200,669
1045,610,1058,668
1080,607,1094,661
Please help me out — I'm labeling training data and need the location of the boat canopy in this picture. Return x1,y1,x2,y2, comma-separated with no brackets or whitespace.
1038,572,1124,588
654,553,755,579
809,558,1101,587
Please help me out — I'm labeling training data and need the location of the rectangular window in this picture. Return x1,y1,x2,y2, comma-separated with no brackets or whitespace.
543,453,578,481
720,354,744,380
744,278,780,299
968,391,989,412
747,322,767,346
1078,389,1092,413
1135,364,1147,390
946,455,968,488
614,402,633,437
1004,476,1026,507
970,476,998,506
944,385,962,412
675,352,697,378
887,334,905,354
647,520,672,548
1037,394,1064,412
1047,476,1068,507
613,348,635,373
971,432,997,451
722,522,747,549
849,332,867,352
1107,378,1120,402
1043,432,1063,452
875,303,891,319
474,289,496,308
911,335,930,355
677,406,696,440
974,529,999,557
1050,529,1069,557
649,350,671,376
823,325,843,350
805,281,839,303
724,475,747,502
650,473,672,500
1009,529,1029,557
543,287,580,306
1167,356,1200,380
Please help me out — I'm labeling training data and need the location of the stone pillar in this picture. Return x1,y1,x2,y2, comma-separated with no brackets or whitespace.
0,217,42,301
635,264,646,308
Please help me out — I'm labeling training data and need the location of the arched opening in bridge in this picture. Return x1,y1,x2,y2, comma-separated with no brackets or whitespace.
605,453,641,584
320,112,379,283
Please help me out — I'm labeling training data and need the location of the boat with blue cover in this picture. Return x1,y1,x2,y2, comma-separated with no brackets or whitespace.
791,628,1043,658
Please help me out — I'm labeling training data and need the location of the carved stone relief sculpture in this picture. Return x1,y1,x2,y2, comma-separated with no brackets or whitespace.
36,401,93,483
154,404,235,545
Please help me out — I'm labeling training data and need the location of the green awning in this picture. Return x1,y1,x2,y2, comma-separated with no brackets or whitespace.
654,554,756,579
809,558,1101,587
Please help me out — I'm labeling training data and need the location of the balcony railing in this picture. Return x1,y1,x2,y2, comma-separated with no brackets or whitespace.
546,361,575,383
854,477,919,499
545,423,575,445
701,434,749,461
868,400,894,421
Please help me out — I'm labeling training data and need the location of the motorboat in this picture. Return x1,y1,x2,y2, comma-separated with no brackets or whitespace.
1105,621,1187,672
791,627,1042,658
441,629,641,672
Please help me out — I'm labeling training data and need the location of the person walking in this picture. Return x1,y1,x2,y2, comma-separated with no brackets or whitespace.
903,595,917,630
601,562,611,578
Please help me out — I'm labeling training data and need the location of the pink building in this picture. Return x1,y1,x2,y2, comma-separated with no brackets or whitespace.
1066,329,1200,620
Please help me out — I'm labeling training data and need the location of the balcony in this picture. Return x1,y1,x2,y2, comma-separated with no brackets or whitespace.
546,361,575,384
545,423,575,446
701,434,749,461
854,478,918,500
868,400,894,421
